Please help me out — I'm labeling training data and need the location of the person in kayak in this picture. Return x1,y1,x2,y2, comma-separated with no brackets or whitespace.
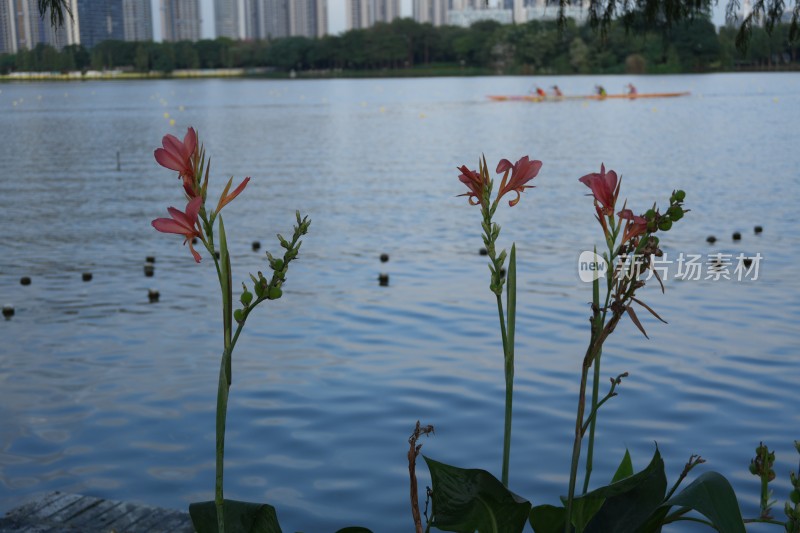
551,85,563,97
627,83,638,96
533,86,547,98
595,85,607,97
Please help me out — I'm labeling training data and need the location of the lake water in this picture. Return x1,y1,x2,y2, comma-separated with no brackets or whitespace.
0,73,798,532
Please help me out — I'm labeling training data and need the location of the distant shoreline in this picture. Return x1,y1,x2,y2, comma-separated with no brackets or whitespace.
1,64,796,82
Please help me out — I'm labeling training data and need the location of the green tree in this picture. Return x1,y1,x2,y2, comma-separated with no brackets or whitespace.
671,17,721,70
134,44,150,72
152,42,176,72
175,41,200,69
570,36,592,72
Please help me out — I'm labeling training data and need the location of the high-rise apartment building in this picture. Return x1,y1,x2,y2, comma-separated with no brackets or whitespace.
347,0,400,29
76,0,124,47
347,0,370,28
373,0,401,24
241,0,323,40
289,0,326,37
254,0,289,38
0,0,79,52
215,0,244,38
413,0,447,25
161,0,200,41
122,0,152,40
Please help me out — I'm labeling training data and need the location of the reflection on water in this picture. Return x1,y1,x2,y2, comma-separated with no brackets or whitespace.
0,73,799,531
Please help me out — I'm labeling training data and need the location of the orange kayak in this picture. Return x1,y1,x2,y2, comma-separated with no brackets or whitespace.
487,92,690,102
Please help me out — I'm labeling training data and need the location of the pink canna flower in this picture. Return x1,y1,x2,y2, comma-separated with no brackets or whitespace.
457,163,489,206
152,196,204,263
495,156,542,207
579,164,619,216
618,209,648,244
155,127,198,195
215,177,250,215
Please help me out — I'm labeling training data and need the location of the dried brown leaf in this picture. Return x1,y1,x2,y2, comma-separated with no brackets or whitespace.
626,305,649,339
631,296,668,324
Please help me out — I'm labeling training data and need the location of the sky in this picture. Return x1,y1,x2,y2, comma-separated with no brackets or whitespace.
152,0,726,42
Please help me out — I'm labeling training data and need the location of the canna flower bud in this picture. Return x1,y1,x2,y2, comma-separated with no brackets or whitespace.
658,219,673,231
667,206,684,221
240,290,253,306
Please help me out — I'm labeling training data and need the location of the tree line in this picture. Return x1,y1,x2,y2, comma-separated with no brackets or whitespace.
1,15,798,76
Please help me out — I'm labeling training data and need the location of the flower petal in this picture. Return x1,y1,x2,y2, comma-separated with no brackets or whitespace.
152,217,189,235
154,148,185,172
185,196,203,220
496,159,513,174
183,128,197,157
162,134,183,154
216,177,250,214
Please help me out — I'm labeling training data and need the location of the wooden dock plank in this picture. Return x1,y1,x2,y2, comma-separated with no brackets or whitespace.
130,508,193,532
0,492,193,533
64,499,123,529
2,493,69,521
47,495,104,523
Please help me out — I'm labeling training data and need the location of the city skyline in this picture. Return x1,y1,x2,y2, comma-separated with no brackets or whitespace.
1,0,730,52
134,0,731,41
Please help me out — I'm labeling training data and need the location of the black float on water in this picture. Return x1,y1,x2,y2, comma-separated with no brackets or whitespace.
82,272,93,282
378,273,389,286
732,232,741,241
2,305,14,318
144,263,155,277
20,276,31,286
252,241,261,251
706,236,717,244
146,256,155,263
479,248,488,256
754,225,763,234
380,253,389,263
148,289,160,303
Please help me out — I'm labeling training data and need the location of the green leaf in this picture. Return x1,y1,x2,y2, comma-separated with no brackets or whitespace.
637,507,668,533
568,497,604,533
189,499,282,533
506,244,516,356
592,246,599,308
424,456,531,533
529,505,567,533
218,216,233,383
611,450,634,483
662,472,745,533
565,447,666,533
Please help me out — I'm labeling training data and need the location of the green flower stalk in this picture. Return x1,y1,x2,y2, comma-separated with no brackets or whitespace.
457,154,542,487
152,127,310,532
750,442,778,520
786,441,800,532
